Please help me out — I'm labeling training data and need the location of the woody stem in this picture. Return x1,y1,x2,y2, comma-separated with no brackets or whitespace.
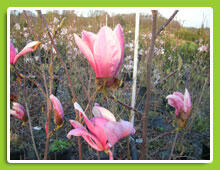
169,131,179,160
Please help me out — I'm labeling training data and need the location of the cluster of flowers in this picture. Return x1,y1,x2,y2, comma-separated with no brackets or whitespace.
10,23,192,160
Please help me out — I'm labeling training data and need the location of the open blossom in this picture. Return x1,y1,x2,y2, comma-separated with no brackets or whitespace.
166,89,192,128
67,102,135,160
74,24,124,78
24,32,29,38
14,23,20,30
198,44,208,52
61,28,68,35
10,41,41,65
53,17,59,24
50,94,64,127
10,102,28,124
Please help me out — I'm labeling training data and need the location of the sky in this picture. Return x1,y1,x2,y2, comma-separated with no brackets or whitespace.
14,7,211,28
73,7,211,28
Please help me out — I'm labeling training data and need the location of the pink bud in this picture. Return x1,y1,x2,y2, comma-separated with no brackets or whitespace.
10,102,28,123
166,89,192,128
50,94,64,126
166,89,192,117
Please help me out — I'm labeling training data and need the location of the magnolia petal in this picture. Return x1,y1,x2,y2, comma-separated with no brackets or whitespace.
90,117,109,148
12,102,27,121
119,119,136,138
67,128,103,151
103,121,124,147
114,24,124,75
184,88,192,114
13,41,41,64
25,41,41,50
166,94,184,116
104,120,135,147
10,43,16,65
10,110,23,120
173,92,184,101
74,102,96,135
93,26,121,77
69,119,85,130
13,102,26,114
82,31,97,54
92,104,116,122
74,34,96,71
74,102,86,118
12,107,24,118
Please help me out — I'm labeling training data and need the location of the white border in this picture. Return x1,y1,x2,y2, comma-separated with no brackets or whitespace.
7,7,213,163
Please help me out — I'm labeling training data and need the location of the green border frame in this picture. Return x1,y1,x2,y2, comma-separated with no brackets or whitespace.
1,0,217,168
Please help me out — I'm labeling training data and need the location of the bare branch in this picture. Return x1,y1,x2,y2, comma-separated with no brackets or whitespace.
108,95,144,118
169,131,179,160
140,10,157,160
154,70,178,88
24,101,40,160
38,10,77,103
23,10,39,40
156,10,179,36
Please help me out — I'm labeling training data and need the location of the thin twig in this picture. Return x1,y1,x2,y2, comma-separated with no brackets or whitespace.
44,112,51,160
23,79,39,160
23,10,39,40
149,129,175,143
38,10,77,103
154,70,178,88
77,70,89,99
13,67,47,98
156,10,179,36
169,131,179,160
23,11,52,160
135,69,178,112
108,95,143,117
37,11,83,159
49,48,54,95
87,72,92,100
140,10,157,160
96,151,100,160
84,90,98,115
43,44,55,160
179,78,208,148
186,78,208,131
24,101,40,160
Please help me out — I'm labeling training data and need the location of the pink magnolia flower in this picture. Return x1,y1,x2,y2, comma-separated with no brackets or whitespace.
67,102,135,160
10,102,28,124
166,89,192,128
50,94,64,126
74,24,124,78
10,41,41,65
